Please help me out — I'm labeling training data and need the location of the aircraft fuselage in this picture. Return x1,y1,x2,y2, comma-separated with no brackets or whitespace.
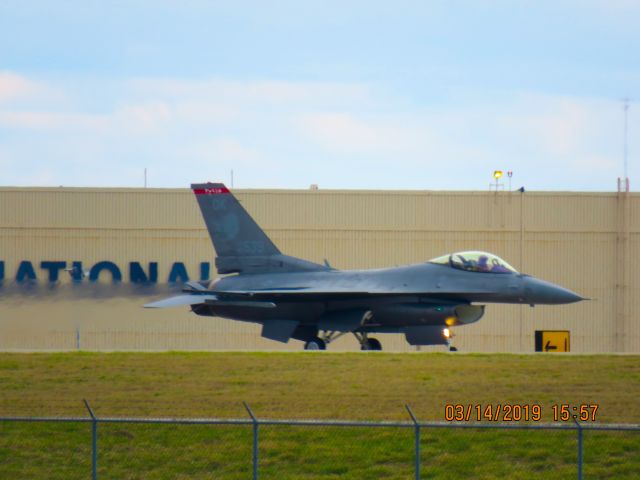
192,262,581,331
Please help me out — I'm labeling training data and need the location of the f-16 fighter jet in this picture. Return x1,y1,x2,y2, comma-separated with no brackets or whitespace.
145,183,584,351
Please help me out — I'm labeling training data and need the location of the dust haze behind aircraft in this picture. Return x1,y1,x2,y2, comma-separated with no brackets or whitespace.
146,183,584,350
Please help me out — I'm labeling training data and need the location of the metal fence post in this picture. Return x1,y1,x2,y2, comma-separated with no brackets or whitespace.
405,405,421,480
244,402,259,480
573,418,583,480
83,399,98,480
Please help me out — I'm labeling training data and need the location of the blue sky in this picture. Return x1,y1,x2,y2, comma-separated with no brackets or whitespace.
1,1,638,190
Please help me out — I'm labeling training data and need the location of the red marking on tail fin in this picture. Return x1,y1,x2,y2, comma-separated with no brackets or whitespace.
193,186,230,195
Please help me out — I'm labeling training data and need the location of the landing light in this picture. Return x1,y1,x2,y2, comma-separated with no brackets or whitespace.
443,328,451,338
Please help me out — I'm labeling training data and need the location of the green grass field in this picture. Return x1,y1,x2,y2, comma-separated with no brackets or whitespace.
0,352,639,478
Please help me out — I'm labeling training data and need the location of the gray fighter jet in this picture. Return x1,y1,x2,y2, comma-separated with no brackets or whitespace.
145,183,584,351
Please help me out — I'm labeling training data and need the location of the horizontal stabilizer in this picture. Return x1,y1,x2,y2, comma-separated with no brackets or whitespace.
144,294,218,308
184,281,208,292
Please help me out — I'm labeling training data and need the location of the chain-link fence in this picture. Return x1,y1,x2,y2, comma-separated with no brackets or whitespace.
1,402,638,479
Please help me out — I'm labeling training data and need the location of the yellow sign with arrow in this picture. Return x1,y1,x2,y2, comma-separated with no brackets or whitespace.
535,330,570,352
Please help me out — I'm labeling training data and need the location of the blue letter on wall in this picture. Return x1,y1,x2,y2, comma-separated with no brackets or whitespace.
200,262,210,281
89,261,122,282
129,262,158,284
168,262,189,283
41,261,67,283
69,261,84,282
16,261,36,282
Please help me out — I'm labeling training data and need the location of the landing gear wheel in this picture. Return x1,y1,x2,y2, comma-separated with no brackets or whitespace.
449,346,458,352
363,338,382,351
353,331,382,351
304,337,326,351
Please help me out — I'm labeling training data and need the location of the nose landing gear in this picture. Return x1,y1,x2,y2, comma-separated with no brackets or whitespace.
444,327,457,352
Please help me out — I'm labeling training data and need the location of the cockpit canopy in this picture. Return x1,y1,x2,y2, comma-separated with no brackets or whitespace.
429,251,518,274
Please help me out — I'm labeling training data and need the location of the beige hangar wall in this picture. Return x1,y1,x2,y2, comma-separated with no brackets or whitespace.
0,186,637,353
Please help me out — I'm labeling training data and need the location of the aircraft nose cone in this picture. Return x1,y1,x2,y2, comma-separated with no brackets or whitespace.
524,277,584,305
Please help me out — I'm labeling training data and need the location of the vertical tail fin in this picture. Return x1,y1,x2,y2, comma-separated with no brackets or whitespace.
192,183,326,274
192,183,280,258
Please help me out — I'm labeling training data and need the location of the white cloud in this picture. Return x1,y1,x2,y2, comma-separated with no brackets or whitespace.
0,72,41,102
127,78,373,109
173,101,241,124
0,111,108,130
185,138,264,165
113,101,172,134
297,113,380,153
289,91,635,189
0,72,64,105
0,72,636,190
295,112,446,160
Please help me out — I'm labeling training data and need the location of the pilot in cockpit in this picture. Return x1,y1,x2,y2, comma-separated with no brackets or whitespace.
477,255,490,272
490,259,510,273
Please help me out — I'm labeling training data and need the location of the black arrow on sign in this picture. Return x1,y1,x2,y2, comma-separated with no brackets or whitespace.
545,340,557,352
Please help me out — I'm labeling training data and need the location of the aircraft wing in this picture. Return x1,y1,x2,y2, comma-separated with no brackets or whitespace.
144,294,276,309
144,294,218,308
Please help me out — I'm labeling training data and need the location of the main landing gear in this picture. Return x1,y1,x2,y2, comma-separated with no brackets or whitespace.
304,337,326,350
302,332,383,351
354,332,382,351
303,310,383,351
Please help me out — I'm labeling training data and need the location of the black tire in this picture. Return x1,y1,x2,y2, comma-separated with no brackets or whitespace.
449,346,458,352
361,338,382,351
367,338,382,351
304,337,326,351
